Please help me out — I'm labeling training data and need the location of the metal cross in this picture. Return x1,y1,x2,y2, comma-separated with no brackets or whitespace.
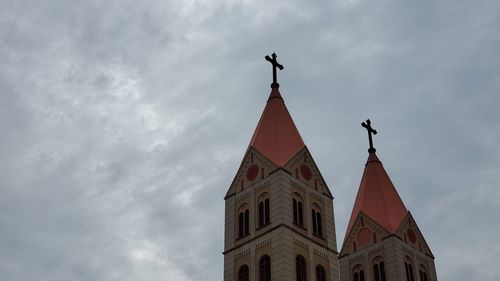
361,119,378,152
265,53,284,88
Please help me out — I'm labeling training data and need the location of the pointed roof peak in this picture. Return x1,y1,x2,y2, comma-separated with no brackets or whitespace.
344,151,408,242
268,86,283,100
249,87,305,167
366,150,381,165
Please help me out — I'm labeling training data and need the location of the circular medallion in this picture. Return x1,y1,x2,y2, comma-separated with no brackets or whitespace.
246,164,259,181
300,164,312,181
357,228,372,247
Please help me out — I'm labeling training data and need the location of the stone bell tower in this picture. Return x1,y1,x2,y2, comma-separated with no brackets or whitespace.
338,120,438,281
223,53,340,281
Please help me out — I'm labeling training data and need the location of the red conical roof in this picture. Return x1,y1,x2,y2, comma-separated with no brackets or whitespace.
249,87,305,166
344,151,408,242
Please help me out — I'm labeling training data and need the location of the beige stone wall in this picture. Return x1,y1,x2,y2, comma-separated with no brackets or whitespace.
339,235,437,281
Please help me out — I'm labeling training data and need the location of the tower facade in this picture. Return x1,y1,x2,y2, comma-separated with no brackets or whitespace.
223,83,340,281
338,143,438,281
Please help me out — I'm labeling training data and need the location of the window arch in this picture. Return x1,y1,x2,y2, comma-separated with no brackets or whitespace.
258,193,270,227
353,264,365,281
238,264,249,281
238,204,250,238
418,265,429,281
312,204,323,237
316,264,326,281
259,255,271,281
293,193,304,227
372,256,387,281
296,255,307,281
404,257,415,281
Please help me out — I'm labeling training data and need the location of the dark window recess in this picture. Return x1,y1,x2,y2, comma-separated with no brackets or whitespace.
239,209,250,238
296,255,307,281
265,199,270,224
318,213,322,236
238,212,244,237
293,199,298,224
405,262,414,281
312,211,317,234
380,262,386,281
315,265,326,281
293,198,304,227
298,202,304,226
238,265,249,281
259,255,271,281
244,210,249,235
354,269,365,281
311,210,322,237
374,264,380,281
419,269,428,281
373,261,386,281
259,201,264,227
259,199,270,227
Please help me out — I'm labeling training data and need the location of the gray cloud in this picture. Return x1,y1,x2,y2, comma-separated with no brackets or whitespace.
0,0,499,280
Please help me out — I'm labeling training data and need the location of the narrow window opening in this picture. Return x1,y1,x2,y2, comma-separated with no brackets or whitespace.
264,199,270,224
238,265,249,281
298,201,304,226
238,212,244,237
259,255,271,281
312,210,317,234
317,212,322,236
296,255,307,281
244,209,249,235
315,265,326,281
293,199,298,224
374,264,380,281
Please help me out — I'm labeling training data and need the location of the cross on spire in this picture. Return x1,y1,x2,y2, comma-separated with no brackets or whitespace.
265,52,284,88
361,119,378,152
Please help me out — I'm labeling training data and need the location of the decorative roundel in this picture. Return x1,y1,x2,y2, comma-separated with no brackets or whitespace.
300,164,312,181
357,228,371,247
407,229,417,243
246,164,259,181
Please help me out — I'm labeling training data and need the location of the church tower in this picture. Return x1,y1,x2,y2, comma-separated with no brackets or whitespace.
223,54,340,281
338,120,438,281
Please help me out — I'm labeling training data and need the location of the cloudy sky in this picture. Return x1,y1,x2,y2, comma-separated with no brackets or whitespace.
1,0,499,280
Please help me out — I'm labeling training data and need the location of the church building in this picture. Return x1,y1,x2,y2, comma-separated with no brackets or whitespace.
223,54,437,281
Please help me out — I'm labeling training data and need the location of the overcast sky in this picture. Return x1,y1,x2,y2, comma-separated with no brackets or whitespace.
1,0,499,280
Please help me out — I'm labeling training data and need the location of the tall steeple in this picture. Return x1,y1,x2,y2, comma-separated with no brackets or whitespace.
339,120,437,281
344,151,408,242
249,86,305,167
248,52,304,166
223,54,339,281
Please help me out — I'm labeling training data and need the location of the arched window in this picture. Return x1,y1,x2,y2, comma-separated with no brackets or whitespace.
238,264,249,281
296,255,307,281
353,265,365,281
293,194,304,227
373,256,387,281
418,265,429,281
312,204,323,237
259,255,271,281
316,265,326,281
238,204,250,238
404,257,415,281
258,193,270,227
